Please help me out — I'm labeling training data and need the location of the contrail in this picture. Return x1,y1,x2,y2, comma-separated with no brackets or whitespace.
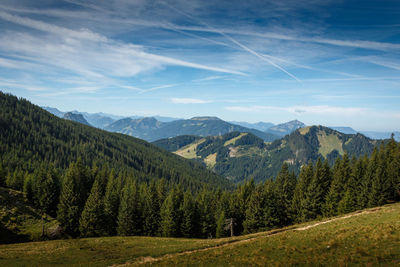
160,1,301,82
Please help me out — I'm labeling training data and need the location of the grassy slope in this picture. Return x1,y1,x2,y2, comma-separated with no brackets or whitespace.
156,126,379,183
0,203,399,267
0,187,59,244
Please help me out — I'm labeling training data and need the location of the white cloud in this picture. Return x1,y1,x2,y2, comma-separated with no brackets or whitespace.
192,76,225,82
0,11,244,82
171,98,210,104
174,25,400,51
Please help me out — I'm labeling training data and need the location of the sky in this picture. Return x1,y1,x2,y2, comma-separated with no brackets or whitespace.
0,0,400,131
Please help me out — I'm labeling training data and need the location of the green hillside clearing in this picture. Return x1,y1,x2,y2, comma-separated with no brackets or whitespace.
224,133,248,146
0,187,59,244
174,138,205,159
317,130,344,158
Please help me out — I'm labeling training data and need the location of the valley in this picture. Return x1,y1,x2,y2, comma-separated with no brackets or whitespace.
1,0,400,266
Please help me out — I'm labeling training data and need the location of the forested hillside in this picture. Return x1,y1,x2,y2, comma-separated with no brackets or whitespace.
3,139,398,241
154,126,382,182
0,92,230,191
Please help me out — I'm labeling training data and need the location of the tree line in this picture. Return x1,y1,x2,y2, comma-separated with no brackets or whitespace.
1,137,399,238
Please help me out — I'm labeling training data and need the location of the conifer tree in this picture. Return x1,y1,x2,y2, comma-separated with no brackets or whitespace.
216,211,228,238
103,170,122,235
386,136,400,201
79,179,106,237
228,191,243,235
275,163,297,225
291,161,313,222
117,181,142,236
263,180,283,228
243,186,265,233
235,179,255,234
181,191,199,238
323,154,350,216
160,186,183,237
57,163,81,237
34,165,59,217
303,158,331,220
197,188,217,238
358,151,376,208
142,181,161,236
73,158,93,209
23,173,34,202
369,146,390,207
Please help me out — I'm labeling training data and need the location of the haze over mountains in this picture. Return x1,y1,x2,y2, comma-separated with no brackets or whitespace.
43,106,399,142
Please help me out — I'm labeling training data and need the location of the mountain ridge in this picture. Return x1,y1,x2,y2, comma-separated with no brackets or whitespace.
63,112,91,126
106,116,279,142
154,125,382,182
1,92,231,190
43,106,399,141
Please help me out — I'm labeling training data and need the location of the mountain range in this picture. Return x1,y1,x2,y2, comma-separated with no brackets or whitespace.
105,116,279,142
43,106,399,142
153,126,382,183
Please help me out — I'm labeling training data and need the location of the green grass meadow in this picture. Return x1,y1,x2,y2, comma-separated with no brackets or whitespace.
0,203,399,267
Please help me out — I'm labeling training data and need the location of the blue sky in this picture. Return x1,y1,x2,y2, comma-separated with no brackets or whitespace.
0,0,400,131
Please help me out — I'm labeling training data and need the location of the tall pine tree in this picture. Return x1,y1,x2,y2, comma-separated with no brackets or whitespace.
79,179,106,237
57,163,81,237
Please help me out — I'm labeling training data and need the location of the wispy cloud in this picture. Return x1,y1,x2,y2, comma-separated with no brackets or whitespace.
0,10,244,82
192,76,225,82
174,25,400,51
160,1,300,81
171,97,211,104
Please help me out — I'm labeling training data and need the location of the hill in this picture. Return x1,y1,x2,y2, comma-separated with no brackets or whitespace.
63,112,91,126
104,117,165,140
266,119,306,137
106,116,279,142
0,203,398,266
154,126,381,182
0,92,231,190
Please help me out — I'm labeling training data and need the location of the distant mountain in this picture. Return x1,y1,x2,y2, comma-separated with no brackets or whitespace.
42,106,64,118
230,121,274,132
328,127,400,142
153,116,182,122
105,117,165,140
63,112,91,126
266,120,305,136
108,116,279,142
75,112,115,129
43,107,118,129
330,126,358,134
154,125,381,183
42,106,180,128
361,131,400,141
